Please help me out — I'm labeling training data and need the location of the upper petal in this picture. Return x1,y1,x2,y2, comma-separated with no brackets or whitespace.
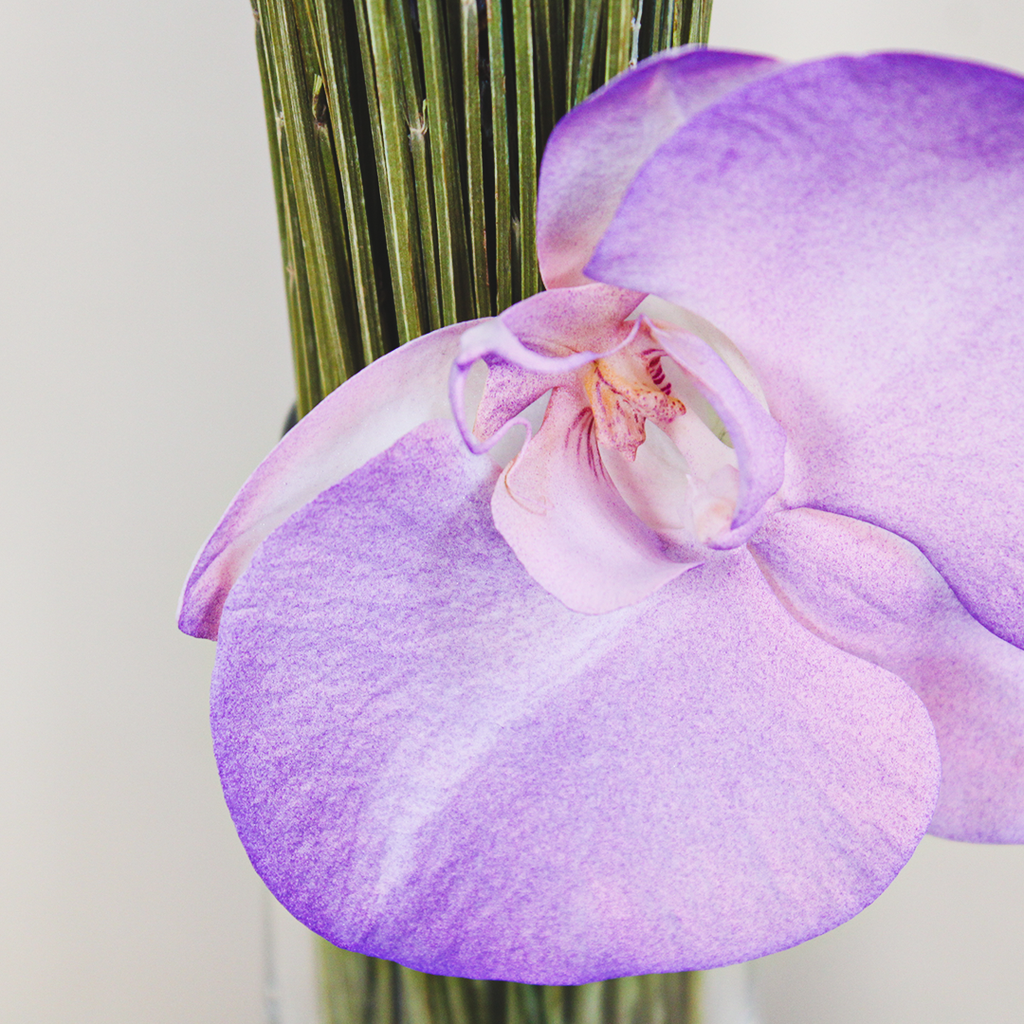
178,321,482,639
751,508,1024,843
588,53,1024,648
536,48,780,289
212,419,939,984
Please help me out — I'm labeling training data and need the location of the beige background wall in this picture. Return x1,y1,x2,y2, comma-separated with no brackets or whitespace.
1,5,290,1022
2,2,1021,1022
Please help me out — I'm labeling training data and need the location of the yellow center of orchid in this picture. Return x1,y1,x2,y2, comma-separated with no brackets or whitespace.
582,349,687,460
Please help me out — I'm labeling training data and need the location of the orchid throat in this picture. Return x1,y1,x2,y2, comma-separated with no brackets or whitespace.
449,284,788,614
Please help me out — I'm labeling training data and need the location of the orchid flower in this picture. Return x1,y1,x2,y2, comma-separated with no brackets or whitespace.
180,49,1024,984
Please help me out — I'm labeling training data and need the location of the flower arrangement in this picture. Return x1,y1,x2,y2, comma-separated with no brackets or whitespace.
182,42,1024,999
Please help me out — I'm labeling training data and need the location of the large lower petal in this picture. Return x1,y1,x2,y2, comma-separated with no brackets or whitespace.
536,48,779,289
213,420,939,984
751,508,1024,843
178,321,483,639
589,53,1024,648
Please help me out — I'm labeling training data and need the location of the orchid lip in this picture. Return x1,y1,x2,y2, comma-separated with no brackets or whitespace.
447,285,788,614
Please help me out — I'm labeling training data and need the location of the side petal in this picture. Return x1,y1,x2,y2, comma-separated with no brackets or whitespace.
750,508,1024,843
178,321,483,639
491,386,688,613
589,53,1024,648
212,419,939,984
651,323,786,547
536,48,780,289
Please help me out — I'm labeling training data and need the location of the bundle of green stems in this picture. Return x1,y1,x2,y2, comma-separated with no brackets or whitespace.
252,0,711,414
252,1,712,1020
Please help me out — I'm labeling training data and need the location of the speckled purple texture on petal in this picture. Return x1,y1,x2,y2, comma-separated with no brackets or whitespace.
537,48,779,289
499,284,645,356
752,508,1024,843
213,420,939,984
589,54,1024,648
178,321,483,639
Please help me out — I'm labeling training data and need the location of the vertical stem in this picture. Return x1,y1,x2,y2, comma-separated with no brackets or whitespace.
655,0,673,50
310,74,361,357
512,0,538,299
305,0,389,365
688,0,714,43
419,0,470,326
672,0,687,46
462,0,491,316
391,0,439,328
531,0,556,144
574,0,605,107
265,0,352,394
604,0,633,81
321,940,699,1023
629,0,644,67
251,0,321,417
565,0,581,111
409,106,443,328
486,0,513,313
362,0,424,344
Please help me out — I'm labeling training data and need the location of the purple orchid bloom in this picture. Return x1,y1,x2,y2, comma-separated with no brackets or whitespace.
180,49,1024,984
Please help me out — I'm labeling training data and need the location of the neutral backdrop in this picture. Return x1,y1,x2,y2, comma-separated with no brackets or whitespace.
2,2,1022,1022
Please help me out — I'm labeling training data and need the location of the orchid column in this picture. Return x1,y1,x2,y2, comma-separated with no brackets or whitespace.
249,0,712,1021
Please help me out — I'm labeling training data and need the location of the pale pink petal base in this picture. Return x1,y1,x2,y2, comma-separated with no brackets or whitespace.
491,388,689,613
213,421,940,984
652,324,785,545
751,508,1024,843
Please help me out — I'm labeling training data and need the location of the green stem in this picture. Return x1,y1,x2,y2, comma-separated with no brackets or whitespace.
252,0,321,415
320,942,699,1024
462,0,492,316
362,0,424,344
573,0,605,107
419,0,471,325
604,0,632,81
265,0,352,394
487,0,514,313
688,0,714,43
304,0,388,365
512,0,538,298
